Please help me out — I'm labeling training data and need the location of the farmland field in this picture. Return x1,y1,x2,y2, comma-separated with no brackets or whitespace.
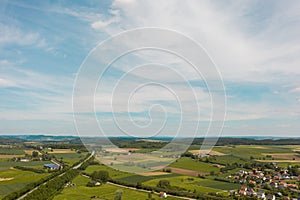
143,175,225,194
169,157,219,173
0,168,49,198
213,145,294,159
0,159,51,168
0,148,24,155
52,153,87,165
84,164,132,179
53,175,181,200
115,173,179,185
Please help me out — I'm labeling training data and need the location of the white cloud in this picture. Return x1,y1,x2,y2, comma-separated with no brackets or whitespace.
289,87,300,93
106,0,300,81
0,23,45,47
0,78,16,88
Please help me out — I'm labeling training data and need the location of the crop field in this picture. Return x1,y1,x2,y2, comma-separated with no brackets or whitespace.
188,149,225,156
0,168,49,198
0,159,50,168
213,145,294,159
262,153,300,161
53,153,87,165
193,179,240,190
0,155,24,159
23,149,42,156
0,148,25,155
53,175,181,200
116,173,180,185
47,149,75,154
84,164,132,179
143,175,224,194
210,155,247,165
169,157,219,173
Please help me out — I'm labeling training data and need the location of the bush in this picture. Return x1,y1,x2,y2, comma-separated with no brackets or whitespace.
157,180,170,188
163,168,172,173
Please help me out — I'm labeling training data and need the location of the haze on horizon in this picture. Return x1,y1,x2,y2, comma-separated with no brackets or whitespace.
0,0,300,137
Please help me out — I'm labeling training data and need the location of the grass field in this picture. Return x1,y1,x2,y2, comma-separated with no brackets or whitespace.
0,148,25,155
53,175,181,200
84,164,132,179
143,175,225,194
193,179,240,190
209,155,247,165
53,153,87,165
213,145,294,160
0,159,51,167
0,168,49,198
169,157,219,173
116,173,180,185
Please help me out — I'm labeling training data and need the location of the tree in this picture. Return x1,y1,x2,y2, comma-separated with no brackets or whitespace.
114,190,123,200
157,180,170,188
91,170,109,183
32,151,39,158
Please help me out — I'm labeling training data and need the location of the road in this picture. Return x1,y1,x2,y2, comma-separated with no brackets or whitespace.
17,151,94,200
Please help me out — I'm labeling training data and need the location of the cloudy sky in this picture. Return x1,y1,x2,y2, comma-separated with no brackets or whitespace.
0,0,300,137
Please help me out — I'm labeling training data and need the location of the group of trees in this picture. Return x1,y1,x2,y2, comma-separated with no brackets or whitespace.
91,170,109,183
23,169,79,200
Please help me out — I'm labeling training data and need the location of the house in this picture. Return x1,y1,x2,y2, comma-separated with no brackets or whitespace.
247,187,257,196
20,158,31,162
159,192,167,198
266,194,275,200
239,186,247,196
270,181,278,188
278,182,287,189
95,182,101,186
287,183,298,189
44,163,60,170
257,190,266,199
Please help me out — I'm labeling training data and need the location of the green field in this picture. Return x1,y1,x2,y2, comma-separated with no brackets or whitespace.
213,145,294,159
0,168,49,198
52,153,87,165
0,148,24,155
143,175,225,194
84,164,132,179
53,175,181,200
169,157,219,173
116,173,180,185
0,159,51,168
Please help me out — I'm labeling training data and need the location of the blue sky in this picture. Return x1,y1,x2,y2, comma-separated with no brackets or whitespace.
0,0,300,137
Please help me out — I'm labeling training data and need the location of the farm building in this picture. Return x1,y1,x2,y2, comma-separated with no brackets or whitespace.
159,192,167,198
44,163,60,170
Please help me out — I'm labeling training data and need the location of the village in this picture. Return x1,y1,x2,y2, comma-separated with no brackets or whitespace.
228,164,300,199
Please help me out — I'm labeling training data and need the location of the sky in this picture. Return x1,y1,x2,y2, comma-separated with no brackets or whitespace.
0,0,300,137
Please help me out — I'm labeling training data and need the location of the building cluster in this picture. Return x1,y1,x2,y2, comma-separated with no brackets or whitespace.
229,165,300,199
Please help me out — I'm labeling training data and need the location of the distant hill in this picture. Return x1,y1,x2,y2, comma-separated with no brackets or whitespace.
1,135,300,146
0,135,78,142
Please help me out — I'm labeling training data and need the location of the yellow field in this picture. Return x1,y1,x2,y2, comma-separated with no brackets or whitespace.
262,153,300,161
189,150,225,156
0,155,24,158
24,149,41,155
48,149,74,154
137,172,169,176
